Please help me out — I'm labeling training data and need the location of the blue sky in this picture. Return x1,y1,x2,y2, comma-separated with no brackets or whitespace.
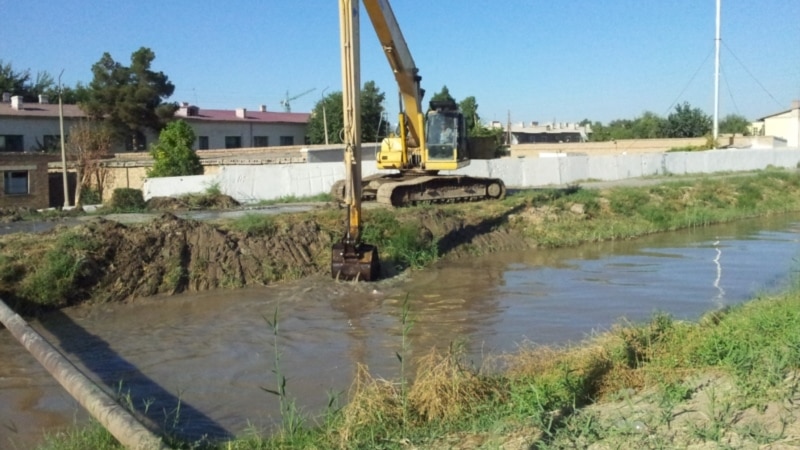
2,1,798,125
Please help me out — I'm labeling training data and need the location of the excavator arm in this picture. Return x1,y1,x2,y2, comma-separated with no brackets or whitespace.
361,0,426,151
330,0,380,281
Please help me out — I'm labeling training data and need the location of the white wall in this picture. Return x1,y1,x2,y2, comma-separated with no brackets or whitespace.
143,148,800,203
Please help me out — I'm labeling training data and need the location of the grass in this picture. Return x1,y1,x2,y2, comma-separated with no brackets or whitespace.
17,229,101,306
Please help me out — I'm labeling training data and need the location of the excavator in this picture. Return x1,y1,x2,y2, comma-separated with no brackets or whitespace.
331,0,505,280
331,0,507,208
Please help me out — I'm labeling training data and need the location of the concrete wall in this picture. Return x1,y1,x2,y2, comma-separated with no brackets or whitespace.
143,147,800,203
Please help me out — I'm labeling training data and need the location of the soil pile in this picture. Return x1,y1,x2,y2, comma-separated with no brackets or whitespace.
82,213,333,302
145,194,240,211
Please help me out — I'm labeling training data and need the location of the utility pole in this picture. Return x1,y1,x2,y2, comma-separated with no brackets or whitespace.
321,87,330,145
713,0,721,145
58,70,70,208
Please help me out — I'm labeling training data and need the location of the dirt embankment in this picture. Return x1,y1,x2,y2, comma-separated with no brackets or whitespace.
18,204,519,305
79,213,334,302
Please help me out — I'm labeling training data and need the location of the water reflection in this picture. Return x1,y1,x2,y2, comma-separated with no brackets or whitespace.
1,213,799,447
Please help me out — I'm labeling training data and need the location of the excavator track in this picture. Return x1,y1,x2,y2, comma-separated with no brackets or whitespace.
332,174,506,207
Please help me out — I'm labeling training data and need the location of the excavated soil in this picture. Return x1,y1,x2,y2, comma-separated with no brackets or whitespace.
78,213,335,303
48,206,525,304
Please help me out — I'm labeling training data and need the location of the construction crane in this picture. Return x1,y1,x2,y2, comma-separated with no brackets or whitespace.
280,88,316,112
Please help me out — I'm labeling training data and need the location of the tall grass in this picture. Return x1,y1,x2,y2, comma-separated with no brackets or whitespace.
19,230,100,306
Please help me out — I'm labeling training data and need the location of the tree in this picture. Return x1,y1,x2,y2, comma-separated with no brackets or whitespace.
664,102,712,138
67,121,114,206
430,85,456,106
459,96,480,133
83,47,177,150
719,114,751,136
0,60,58,102
148,120,202,177
361,81,389,143
631,111,668,139
308,91,343,145
306,81,388,144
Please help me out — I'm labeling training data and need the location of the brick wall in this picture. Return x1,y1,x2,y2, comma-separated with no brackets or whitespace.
0,153,57,209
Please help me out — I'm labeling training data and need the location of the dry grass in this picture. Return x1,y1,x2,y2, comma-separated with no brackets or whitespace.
408,347,498,423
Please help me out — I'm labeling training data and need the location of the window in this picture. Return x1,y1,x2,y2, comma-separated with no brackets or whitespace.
253,136,269,147
225,136,242,149
4,171,29,195
198,136,209,150
279,136,294,146
0,135,24,152
43,135,61,151
125,131,147,151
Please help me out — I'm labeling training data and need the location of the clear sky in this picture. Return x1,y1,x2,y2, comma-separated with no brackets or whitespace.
2,1,798,126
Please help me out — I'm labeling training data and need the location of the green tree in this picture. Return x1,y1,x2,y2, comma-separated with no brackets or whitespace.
306,81,389,144
148,120,202,177
664,102,712,138
361,81,389,143
0,60,58,102
631,111,667,139
719,114,751,136
83,47,177,150
429,85,456,106
459,96,480,133
308,91,343,145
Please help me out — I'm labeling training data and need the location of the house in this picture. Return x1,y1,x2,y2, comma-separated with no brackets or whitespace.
174,103,309,150
490,120,592,144
0,93,311,207
0,152,59,209
0,94,84,152
0,94,311,153
753,100,800,148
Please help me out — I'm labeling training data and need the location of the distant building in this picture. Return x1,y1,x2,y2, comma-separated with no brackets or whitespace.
753,100,800,148
174,103,309,150
490,120,592,144
0,93,311,154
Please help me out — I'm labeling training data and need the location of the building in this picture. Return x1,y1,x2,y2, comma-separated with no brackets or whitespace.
0,94,84,153
0,152,59,209
490,120,592,144
753,100,800,148
0,94,311,154
174,103,309,150
0,93,311,207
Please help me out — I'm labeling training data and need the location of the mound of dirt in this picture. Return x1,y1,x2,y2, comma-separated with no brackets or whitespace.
146,194,240,211
80,213,332,302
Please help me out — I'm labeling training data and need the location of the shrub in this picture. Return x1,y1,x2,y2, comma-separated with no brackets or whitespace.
109,188,146,211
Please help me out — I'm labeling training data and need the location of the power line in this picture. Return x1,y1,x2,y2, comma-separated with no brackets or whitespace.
722,40,784,110
663,45,714,116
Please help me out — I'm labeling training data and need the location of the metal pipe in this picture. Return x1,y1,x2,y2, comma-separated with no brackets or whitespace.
0,300,169,450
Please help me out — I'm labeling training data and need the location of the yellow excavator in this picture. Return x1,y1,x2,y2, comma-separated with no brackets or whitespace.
331,0,507,208
331,0,505,280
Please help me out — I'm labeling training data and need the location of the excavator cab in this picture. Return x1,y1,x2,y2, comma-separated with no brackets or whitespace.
425,111,462,161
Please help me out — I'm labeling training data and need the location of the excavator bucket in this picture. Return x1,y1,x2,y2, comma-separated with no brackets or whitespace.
331,241,380,281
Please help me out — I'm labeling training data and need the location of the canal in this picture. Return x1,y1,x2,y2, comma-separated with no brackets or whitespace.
1,212,799,448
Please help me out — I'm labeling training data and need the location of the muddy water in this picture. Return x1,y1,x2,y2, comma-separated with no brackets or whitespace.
2,213,800,448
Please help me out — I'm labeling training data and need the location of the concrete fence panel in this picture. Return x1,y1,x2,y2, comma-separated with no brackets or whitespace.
141,148,800,203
